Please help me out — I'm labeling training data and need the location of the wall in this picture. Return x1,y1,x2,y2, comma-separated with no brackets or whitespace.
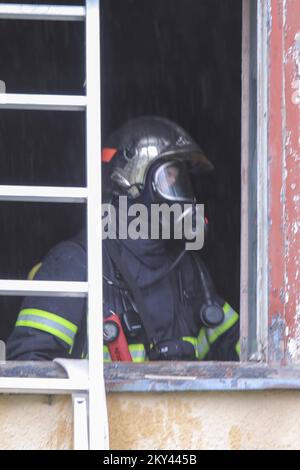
1,391,300,450
268,0,300,364
108,392,300,450
0,395,72,450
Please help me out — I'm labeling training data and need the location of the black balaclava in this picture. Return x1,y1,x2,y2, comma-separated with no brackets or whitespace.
114,190,200,342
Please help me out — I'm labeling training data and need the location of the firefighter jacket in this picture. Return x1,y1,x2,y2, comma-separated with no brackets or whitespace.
6,232,240,361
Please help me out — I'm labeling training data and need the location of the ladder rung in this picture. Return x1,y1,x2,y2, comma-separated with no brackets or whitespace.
0,378,88,394
0,4,85,21
0,280,88,297
0,94,86,111
0,186,88,203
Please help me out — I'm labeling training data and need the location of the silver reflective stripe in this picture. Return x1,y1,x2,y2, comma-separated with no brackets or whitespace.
196,329,210,360
0,340,5,361
102,345,145,363
16,312,76,347
182,331,210,360
129,344,146,362
206,303,239,344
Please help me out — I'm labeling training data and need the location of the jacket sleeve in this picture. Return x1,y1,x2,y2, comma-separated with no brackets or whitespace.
6,240,87,361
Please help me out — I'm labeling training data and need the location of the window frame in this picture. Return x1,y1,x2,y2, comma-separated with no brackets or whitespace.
104,0,300,390
0,0,299,405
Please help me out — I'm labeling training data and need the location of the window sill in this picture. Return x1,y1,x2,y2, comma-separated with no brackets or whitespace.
1,361,300,393
104,361,300,392
0,361,67,378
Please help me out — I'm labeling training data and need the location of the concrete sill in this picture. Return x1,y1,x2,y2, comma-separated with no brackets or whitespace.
2,361,300,392
104,361,300,392
0,361,67,378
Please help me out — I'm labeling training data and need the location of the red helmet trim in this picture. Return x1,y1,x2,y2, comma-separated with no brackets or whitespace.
101,147,117,162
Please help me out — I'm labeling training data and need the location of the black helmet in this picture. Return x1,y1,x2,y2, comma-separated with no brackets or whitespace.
102,116,214,199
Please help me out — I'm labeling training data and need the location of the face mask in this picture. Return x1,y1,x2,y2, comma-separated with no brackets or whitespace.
152,160,194,203
144,160,204,245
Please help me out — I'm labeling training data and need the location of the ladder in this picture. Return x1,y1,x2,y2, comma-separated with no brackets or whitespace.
0,2,108,450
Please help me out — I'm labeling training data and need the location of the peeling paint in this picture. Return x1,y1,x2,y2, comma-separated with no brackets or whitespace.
269,315,285,363
287,303,300,362
292,221,300,235
269,0,300,365
285,326,289,337
285,291,289,304
291,32,300,105
285,130,292,147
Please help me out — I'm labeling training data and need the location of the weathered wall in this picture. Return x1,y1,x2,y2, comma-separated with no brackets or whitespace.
268,0,300,364
108,392,300,450
1,392,300,450
0,395,72,450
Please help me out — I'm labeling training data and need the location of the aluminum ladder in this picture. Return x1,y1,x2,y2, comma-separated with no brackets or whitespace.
0,1,108,450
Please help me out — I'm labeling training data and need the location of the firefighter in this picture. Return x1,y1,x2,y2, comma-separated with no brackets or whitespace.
6,116,240,361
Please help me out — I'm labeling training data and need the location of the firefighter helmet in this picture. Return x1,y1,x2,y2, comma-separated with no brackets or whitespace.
102,116,214,199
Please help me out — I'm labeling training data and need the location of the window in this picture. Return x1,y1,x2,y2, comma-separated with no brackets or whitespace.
0,0,299,450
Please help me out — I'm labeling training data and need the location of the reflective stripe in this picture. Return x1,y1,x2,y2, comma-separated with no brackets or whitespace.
103,345,111,363
206,303,239,345
183,328,210,360
196,328,210,359
101,304,238,364
27,262,42,281
16,308,77,347
102,344,146,363
129,344,146,363
235,340,240,358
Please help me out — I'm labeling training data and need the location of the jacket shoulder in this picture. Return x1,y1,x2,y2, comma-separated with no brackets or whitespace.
36,238,87,282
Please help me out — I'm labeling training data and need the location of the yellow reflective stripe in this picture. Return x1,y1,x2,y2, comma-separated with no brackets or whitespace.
223,302,231,315
102,344,146,362
206,303,239,345
129,344,146,363
197,328,210,360
16,320,73,347
182,336,197,347
103,345,112,363
19,309,77,334
235,340,240,358
27,262,42,281
16,309,78,349
182,330,210,360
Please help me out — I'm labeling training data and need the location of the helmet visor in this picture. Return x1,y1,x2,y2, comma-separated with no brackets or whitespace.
153,161,194,202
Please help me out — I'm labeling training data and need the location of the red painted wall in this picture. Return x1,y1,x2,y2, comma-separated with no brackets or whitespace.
269,0,300,363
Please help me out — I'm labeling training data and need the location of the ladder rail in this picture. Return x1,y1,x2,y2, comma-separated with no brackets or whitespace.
0,93,86,111
0,185,87,203
0,0,108,451
0,378,88,394
0,4,85,21
0,280,88,297
85,0,109,451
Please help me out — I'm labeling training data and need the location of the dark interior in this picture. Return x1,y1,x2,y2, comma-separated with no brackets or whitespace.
0,0,242,342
